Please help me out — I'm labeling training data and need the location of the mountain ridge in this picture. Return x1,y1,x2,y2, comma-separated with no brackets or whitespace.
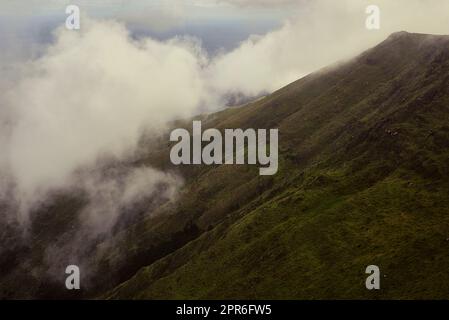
106,31,449,299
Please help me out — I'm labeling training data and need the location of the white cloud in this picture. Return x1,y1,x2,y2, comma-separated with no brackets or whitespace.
208,0,449,96
0,18,206,223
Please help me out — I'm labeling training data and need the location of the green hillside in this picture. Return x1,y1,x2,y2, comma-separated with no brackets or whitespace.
107,32,449,299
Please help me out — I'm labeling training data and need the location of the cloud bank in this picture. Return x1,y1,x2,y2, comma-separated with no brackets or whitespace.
0,18,205,223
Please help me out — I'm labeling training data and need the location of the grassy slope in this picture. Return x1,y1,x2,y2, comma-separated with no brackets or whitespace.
107,32,449,299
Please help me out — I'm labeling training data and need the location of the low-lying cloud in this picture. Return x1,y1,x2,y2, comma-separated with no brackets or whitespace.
0,18,205,224
40,165,182,284
78,166,181,236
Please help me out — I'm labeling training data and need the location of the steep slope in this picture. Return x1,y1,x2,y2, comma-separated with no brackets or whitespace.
107,32,449,299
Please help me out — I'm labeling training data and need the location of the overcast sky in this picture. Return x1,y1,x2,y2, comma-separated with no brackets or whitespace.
0,0,295,52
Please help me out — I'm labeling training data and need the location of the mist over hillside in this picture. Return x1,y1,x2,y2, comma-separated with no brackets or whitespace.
2,30,449,299
2,0,449,302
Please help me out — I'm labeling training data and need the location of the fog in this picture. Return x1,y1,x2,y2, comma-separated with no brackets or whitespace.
0,19,205,225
